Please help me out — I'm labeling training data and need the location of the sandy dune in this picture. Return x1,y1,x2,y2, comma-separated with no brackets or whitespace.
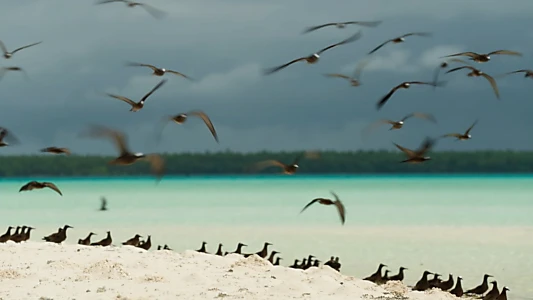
0,242,461,300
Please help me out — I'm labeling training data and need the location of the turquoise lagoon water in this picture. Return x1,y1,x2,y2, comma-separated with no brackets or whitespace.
0,175,532,297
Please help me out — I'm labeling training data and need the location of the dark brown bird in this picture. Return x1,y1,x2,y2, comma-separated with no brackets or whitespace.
364,112,436,135
495,287,509,300
442,120,478,141
264,31,362,75
377,81,444,110
324,257,334,268
91,231,112,246
163,244,172,250
505,69,533,78
23,227,35,242
413,270,434,291
78,232,96,245
127,62,193,79
274,257,282,266
428,273,443,288
433,58,470,87
267,251,280,264
43,225,72,244
0,67,29,81
19,181,62,196
484,281,500,300
0,127,19,147
106,79,166,112
81,126,165,181
158,110,219,143
10,226,27,243
438,274,454,291
0,40,42,59
255,242,272,258
0,226,14,243
40,147,71,155
388,267,407,282
466,274,493,295
332,257,341,271
323,59,370,87
394,137,436,164
9,226,21,241
312,259,320,268
42,227,60,242
253,151,319,175
290,259,300,268
230,242,247,255
376,270,390,285
122,234,142,246
446,66,499,99
196,241,208,253
215,243,224,256
363,263,387,283
450,276,464,297
300,191,346,225
138,235,152,250
302,20,381,34
99,197,108,211
96,0,166,19
368,32,431,55
442,50,522,63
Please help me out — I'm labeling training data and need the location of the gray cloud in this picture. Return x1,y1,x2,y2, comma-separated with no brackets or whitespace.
0,0,532,155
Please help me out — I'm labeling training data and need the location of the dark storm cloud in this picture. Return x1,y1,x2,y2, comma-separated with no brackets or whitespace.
0,0,532,155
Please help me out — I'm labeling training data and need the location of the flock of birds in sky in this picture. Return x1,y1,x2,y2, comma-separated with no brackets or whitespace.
0,1,527,297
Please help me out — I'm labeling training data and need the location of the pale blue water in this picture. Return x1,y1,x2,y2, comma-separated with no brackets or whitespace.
0,175,532,296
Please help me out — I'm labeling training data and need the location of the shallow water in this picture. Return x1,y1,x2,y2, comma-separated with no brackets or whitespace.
1,175,532,296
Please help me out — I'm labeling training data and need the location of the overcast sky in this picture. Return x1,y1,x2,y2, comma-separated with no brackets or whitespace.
0,0,532,155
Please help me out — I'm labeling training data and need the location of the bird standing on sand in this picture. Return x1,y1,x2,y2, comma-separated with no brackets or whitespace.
267,251,280,264
127,62,193,79
78,232,96,245
450,276,464,297
81,126,165,181
264,31,362,75
229,242,247,255
387,267,407,282
442,50,522,63
302,20,381,34
254,242,272,258
484,281,500,300
196,241,208,253
0,40,42,59
43,225,73,244
215,243,224,256
252,151,319,175
122,234,142,246
0,226,14,243
138,235,152,250
99,197,108,211
376,81,444,110
394,137,436,164
442,120,478,141
290,259,300,268
496,287,509,300
91,231,112,246
465,274,493,295
413,270,434,291
368,32,431,55
96,0,166,19
40,147,71,155
158,110,219,143
437,274,454,291
300,191,346,225
274,257,282,266
428,273,443,288
446,66,500,99
106,79,167,112
364,263,387,283
10,226,27,243
19,181,63,196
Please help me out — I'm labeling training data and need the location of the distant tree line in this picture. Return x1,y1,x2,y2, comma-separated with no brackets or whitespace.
0,150,531,177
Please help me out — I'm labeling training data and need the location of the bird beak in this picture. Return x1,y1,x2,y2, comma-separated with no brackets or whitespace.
242,244,248,247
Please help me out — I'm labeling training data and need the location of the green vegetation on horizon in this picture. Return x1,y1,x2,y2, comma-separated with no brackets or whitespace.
0,150,531,177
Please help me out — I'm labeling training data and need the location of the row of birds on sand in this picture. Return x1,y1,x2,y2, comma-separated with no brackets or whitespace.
0,224,510,300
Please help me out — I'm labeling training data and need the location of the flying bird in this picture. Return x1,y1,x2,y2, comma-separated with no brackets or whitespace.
394,137,436,164
0,127,19,147
158,110,219,143
0,40,42,59
81,126,165,181
442,50,522,63
376,81,444,110
106,79,167,112
126,62,193,80
504,69,533,78
263,31,362,75
302,20,381,34
433,58,470,87
300,191,346,225
445,66,500,99
363,112,436,135
323,59,370,87
100,197,108,211
252,151,320,175
0,67,29,82
19,181,63,196
96,0,166,19
40,147,71,155
368,32,431,55
442,120,478,141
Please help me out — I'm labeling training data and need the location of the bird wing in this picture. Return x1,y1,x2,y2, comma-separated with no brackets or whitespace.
140,79,167,102
96,0,126,4
506,69,532,75
10,41,42,54
401,32,432,38
300,198,322,213
465,119,478,135
83,125,131,156
361,120,395,137
368,40,391,55
19,182,33,192
407,81,437,87
138,3,167,19
60,148,71,155
252,160,287,172
263,57,307,75
443,52,479,59
488,50,522,57
393,143,416,158
331,192,347,224
442,133,463,139
480,73,500,99
376,85,400,110
188,110,219,143
0,127,20,144
352,58,370,80
445,65,475,74
324,73,351,80
143,154,165,182
316,31,362,55
0,40,7,54
127,62,158,71
302,23,335,34
107,94,136,106
43,182,63,196
344,20,382,27
166,70,193,80
403,112,437,123
415,138,436,156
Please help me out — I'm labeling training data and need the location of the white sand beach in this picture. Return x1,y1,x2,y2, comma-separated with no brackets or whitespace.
0,242,463,300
